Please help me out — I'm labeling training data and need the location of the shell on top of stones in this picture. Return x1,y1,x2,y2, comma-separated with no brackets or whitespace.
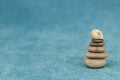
90,29,104,39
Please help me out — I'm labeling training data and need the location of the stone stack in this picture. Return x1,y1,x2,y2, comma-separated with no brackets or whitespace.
84,29,108,68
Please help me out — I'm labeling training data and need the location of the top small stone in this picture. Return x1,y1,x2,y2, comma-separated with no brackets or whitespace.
90,29,103,39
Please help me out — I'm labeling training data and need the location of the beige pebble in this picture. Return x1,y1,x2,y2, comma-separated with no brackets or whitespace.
84,58,106,68
91,29,103,39
86,52,108,59
88,46,105,53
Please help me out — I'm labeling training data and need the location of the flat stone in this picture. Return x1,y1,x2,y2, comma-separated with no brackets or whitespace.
92,39,104,43
86,52,108,59
90,42,104,47
88,46,105,53
84,58,106,68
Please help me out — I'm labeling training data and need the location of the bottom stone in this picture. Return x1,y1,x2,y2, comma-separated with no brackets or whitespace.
84,58,106,68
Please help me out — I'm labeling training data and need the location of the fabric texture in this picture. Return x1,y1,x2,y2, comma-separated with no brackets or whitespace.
0,0,120,80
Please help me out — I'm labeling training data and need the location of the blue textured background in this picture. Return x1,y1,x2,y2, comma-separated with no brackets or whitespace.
0,0,120,80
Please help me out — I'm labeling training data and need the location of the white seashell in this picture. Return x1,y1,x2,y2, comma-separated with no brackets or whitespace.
90,29,103,39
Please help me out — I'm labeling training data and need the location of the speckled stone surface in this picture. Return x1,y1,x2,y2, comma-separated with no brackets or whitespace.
91,29,104,39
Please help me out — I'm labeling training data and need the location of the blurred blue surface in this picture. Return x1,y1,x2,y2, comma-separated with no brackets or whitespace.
0,0,120,80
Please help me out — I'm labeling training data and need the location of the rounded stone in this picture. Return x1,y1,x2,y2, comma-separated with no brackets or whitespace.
92,39,104,43
90,42,104,47
88,46,105,53
86,52,108,59
84,58,106,68
90,29,104,39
